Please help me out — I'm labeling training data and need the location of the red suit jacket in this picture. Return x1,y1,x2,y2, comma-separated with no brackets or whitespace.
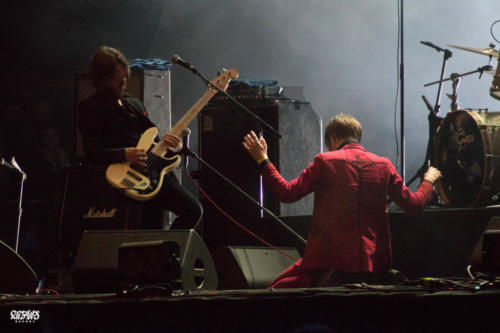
261,142,433,277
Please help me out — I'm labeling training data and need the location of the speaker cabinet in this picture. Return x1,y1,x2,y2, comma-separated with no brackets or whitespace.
74,69,171,158
198,101,321,250
0,240,38,294
72,229,217,293
213,246,299,289
482,230,500,274
59,166,143,254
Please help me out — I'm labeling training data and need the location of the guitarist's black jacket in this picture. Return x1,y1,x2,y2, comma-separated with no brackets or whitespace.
79,91,156,164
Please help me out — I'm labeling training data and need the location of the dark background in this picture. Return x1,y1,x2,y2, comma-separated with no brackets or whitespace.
3,0,500,182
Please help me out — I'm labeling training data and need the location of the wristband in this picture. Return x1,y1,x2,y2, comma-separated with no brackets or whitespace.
257,157,269,165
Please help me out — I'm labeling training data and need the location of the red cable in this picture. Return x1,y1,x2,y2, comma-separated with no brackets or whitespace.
186,169,300,262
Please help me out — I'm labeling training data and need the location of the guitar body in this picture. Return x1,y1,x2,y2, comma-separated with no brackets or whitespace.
106,127,181,201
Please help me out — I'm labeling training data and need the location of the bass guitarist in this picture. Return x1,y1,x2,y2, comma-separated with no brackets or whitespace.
78,45,202,230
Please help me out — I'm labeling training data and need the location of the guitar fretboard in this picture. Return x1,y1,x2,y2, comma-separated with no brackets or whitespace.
152,89,218,157
147,69,238,157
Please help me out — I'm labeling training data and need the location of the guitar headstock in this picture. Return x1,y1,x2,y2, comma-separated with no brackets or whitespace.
209,69,239,93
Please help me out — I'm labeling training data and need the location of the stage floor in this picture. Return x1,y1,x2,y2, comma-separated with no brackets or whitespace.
2,207,500,332
2,282,500,333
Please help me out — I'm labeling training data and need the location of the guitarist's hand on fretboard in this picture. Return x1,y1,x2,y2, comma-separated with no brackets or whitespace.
106,69,239,201
125,147,147,167
162,133,183,153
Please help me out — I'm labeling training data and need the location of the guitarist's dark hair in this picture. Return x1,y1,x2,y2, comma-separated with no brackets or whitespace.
89,46,130,86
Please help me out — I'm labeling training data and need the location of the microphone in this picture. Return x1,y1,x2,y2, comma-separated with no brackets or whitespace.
171,55,198,74
181,127,191,147
1,157,27,178
1,158,16,171
11,157,27,178
420,41,446,53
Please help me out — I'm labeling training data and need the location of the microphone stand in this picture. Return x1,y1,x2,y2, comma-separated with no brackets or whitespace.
400,0,405,182
405,42,451,188
181,146,307,248
1,157,27,253
176,62,306,251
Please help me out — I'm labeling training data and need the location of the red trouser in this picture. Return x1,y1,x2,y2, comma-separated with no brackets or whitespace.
269,259,380,288
268,259,312,289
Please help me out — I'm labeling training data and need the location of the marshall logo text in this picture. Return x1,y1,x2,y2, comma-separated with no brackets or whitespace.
83,206,118,219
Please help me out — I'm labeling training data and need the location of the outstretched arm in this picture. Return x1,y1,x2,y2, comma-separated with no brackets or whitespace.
389,166,441,214
243,130,319,202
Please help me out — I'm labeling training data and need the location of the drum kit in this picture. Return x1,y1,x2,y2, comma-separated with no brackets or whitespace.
426,42,500,207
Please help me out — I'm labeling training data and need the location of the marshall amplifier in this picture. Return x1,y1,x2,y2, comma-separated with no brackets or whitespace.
59,165,143,254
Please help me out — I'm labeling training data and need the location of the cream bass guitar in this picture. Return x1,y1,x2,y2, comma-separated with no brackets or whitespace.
105,69,239,201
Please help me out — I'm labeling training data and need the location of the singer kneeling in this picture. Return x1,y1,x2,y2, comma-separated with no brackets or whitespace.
243,113,441,288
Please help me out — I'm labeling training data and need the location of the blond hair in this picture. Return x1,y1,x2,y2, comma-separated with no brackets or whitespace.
324,113,362,144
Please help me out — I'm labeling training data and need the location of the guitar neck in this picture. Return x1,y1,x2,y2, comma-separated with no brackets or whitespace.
153,88,218,156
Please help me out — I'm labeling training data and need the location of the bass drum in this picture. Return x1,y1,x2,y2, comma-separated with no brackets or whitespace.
431,110,500,207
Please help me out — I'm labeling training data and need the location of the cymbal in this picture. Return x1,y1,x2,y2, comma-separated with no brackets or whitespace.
448,44,499,59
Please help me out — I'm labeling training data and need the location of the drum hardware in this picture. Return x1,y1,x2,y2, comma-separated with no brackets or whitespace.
491,62,500,101
448,44,500,101
425,65,493,111
448,73,461,111
406,42,494,207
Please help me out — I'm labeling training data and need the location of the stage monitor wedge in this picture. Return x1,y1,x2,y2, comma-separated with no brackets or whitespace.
72,229,217,293
213,246,300,289
0,240,38,294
